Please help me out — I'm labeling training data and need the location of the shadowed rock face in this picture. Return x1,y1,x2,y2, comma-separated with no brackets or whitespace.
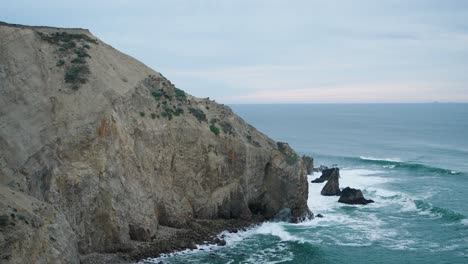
302,155,314,175
320,170,341,196
0,22,312,263
338,187,374,205
311,168,339,183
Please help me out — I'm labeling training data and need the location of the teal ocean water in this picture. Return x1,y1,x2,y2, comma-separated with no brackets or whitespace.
144,104,468,264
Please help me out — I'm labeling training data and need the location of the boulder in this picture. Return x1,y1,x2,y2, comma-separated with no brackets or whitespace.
320,170,341,196
313,165,328,173
311,167,339,183
338,187,374,205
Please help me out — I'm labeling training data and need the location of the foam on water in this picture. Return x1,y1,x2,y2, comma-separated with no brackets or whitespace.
360,156,403,163
255,222,303,242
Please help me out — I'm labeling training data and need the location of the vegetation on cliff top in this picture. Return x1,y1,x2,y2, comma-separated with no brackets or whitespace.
37,31,97,89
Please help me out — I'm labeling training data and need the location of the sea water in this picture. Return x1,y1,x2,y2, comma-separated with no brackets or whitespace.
142,104,468,264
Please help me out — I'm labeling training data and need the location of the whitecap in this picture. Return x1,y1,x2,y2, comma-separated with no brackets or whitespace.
359,156,402,162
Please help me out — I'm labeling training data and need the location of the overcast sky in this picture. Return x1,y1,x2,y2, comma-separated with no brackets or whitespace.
3,0,468,103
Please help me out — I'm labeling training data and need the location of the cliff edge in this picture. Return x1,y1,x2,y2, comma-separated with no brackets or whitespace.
0,22,311,263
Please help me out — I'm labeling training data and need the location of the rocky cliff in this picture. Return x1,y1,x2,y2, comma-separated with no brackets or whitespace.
0,22,311,263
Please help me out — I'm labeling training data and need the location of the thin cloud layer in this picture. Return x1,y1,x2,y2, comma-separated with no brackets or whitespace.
2,0,468,103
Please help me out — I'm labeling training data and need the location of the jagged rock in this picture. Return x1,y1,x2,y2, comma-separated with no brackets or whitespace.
338,187,374,205
311,167,339,183
0,22,312,263
302,155,314,175
316,214,324,218
213,237,226,246
320,170,341,196
313,165,328,173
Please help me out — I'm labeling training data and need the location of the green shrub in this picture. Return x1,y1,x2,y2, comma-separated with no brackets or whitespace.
56,59,65,67
189,108,206,122
173,108,184,116
139,112,145,117
210,124,220,136
210,118,217,124
74,48,90,58
151,89,171,100
83,44,91,49
61,41,76,50
152,90,163,100
64,65,89,85
174,88,186,100
38,31,98,45
151,113,157,119
71,57,86,64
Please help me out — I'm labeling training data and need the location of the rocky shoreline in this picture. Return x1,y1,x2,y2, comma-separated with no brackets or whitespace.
82,218,262,264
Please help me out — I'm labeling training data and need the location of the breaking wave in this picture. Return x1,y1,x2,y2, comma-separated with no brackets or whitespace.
357,156,461,175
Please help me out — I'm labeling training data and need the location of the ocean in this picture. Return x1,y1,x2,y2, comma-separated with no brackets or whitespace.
143,103,468,264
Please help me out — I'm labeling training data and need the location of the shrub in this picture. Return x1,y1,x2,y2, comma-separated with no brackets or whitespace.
64,65,90,85
151,113,157,119
210,124,220,136
189,108,206,122
161,105,174,120
56,59,65,67
83,44,91,49
220,121,234,135
210,118,217,124
151,89,171,100
71,57,86,64
174,88,186,100
173,108,184,116
38,31,98,45
74,48,90,58
61,41,76,50
152,90,163,100
139,112,145,117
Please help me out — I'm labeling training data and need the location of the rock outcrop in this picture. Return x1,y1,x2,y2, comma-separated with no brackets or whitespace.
302,155,314,175
320,169,341,196
311,167,339,183
338,187,374,205
0,22,312,263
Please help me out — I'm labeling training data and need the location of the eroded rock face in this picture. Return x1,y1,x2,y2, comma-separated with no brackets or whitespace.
338,187,374,205
311,167,339,183
0,187,79,264
320,170,341,196
0,22,311,261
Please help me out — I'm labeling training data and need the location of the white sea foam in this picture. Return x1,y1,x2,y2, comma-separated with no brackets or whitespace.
255,222,303,242
360,156,402,162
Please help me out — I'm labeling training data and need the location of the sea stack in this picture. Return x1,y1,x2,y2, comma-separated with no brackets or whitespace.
320,169,341,196
311,167,339,183
338,187,374,205
0,22,312,263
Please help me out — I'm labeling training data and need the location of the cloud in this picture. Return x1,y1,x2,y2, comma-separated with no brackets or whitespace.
219,82,468,103
2,0,468,103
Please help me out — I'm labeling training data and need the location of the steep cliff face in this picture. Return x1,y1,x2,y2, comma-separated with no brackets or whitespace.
0,22,311,261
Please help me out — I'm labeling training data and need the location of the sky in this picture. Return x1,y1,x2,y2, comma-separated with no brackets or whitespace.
2,0,468,103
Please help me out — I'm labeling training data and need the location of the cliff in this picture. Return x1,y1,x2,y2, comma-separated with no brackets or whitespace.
0,22,311,263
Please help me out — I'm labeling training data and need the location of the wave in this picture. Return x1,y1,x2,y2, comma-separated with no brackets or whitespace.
357,156,461,175
414,200,465,222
